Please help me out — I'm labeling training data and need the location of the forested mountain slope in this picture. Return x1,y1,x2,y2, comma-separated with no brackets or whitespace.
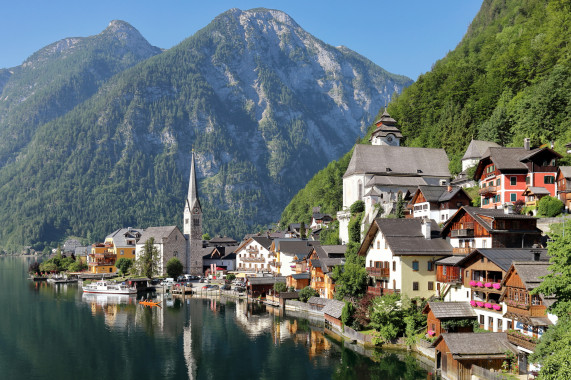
0,9,411,252
280,0,571,226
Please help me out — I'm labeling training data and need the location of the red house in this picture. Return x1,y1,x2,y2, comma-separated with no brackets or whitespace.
474,141,561,209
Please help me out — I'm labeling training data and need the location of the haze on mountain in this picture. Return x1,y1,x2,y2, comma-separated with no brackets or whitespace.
281,0,571,228
0,8,412,252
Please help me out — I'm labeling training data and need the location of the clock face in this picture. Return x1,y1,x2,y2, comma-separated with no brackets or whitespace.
387,136,393,142
192,207,199,214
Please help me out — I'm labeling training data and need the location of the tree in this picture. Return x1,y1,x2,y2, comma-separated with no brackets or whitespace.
369,293,405,343
137,238,160,278
299,286,319,302
115,258,133,276
350,200,365,214
28,261,40,274
341,301,355,327
166,257,184,279
226,273,236,283
529,315,571,380
537,196,564,217
202,233,211,241
331,245,367,302
396,192,405,218
300,221,306,239
348,213,363,243
273,282,287,293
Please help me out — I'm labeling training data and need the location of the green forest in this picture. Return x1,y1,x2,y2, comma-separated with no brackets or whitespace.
280,0,571,226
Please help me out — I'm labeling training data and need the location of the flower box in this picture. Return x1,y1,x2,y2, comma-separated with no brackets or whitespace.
493,304,502,311
470,300,476,306
492,283,501,290
427,330,435,337
485,282,492,288
476,282,484,287
476,301,484,308
469,280,477,286
485,303,492,309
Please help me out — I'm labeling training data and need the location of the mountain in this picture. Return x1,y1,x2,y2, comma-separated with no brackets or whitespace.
0,9,411,252
280,0,571,227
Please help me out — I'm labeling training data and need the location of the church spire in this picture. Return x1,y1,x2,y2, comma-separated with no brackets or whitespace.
187,150,201,211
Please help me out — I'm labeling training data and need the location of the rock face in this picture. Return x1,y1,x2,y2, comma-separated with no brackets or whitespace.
0,9,412,250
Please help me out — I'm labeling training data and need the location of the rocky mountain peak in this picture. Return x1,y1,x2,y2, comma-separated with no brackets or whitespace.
103,20,146,42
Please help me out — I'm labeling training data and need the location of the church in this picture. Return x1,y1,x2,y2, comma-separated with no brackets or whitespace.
337,111,451,244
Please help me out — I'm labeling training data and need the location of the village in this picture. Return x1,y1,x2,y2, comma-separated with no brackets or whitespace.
41,111,571,380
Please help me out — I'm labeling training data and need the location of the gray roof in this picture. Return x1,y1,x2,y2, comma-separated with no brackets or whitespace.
414,185,467,203
483,147,539,171
320,258,345,270
250,236,273,249
308,296,328,306
311,259,322,268
138,226,180,244
320,245,346,258
523,186,551,196
436,255,466,266
374,218,453,256
443,206,540,235
292,273,311,280
208,236,238,244
344,144,450,178
511,262,551,290
426,302,477,319
322,299,346,319
462,140,501,160
106,228,144,247
277,240,318,256
365,175,429,187
247,276,286,285
457,248,549,272
74,246,90,256
437,333,516,358
560,166,571,179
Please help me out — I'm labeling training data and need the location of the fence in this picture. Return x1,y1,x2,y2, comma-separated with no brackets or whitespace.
471,365,512,380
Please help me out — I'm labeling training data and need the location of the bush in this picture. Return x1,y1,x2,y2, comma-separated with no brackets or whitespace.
226,273,236,282
348,213,363,243
274,282,287,293
166,257,184,279
350,200,365,214
299,286,319,302
537,196,564,217
341,301,355,327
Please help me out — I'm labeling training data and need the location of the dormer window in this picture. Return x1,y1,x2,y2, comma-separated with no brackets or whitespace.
386,167,391,172
417,169,423,173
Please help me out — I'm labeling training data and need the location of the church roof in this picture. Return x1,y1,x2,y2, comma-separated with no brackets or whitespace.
370,110,403,141
462,140,501,160
137,226,181,244
187,151,201,211
365,176,428,188
344,144,450,178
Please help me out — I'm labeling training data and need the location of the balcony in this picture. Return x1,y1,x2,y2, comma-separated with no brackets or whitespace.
246,248,260,254
479,186,497,195
469,300,502,312
505,299,530,310
437,273,462,284
367,286,382,297
451,229,474,238
452,247,474,254
241,257,265,263
507,330,538,351
469,280,502,292
366,267,390,278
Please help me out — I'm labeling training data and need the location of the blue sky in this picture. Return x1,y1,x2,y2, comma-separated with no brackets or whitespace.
0,0,483,80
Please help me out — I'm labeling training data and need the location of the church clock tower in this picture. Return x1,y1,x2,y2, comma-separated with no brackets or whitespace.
184,151,203,275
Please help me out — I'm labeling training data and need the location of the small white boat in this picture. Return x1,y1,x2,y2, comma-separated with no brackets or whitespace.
82,280,137,295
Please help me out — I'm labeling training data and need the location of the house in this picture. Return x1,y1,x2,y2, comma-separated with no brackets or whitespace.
433,332,518,380
62,239,82,254
322,299,346,333
270,239,318,277
246,276,286,298
451,140,501,188
204,235,238,248
234,236,273,275
455,248,549,332
556,166,571,212
473,141,562,209
202,246,236,273
522,186,551,215
308,257,344,299
310,212,333,230
135,226,187,276
409,185,472,223
423,302,477,338
88,242,116,274
500,261,557,353
435,255,466,302
441,206,542,254
105,227,143,261
358,218,452,299
74,246,90,265
337,111,451,244
286,273,311,290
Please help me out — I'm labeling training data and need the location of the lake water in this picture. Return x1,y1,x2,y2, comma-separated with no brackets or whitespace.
0,257,434,379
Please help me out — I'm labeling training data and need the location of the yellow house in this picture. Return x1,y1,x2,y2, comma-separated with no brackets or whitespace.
88,242,117,274
105,227,143,261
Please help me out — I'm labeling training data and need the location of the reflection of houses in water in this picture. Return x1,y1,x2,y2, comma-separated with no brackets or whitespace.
271,318,331,360
183,319,196,380
233,301,273,337
81,293,136,329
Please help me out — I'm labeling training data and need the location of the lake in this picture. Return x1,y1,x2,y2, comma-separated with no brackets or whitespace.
0,256,434,379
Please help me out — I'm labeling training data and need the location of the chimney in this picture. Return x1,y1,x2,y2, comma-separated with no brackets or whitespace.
503,202,515,214
524,138,531,150
421,218,432,240
532,249,542,261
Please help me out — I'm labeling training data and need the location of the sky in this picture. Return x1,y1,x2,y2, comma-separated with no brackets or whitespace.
0,0,483,80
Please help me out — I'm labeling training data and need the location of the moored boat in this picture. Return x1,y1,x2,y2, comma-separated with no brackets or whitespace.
82,280,137,295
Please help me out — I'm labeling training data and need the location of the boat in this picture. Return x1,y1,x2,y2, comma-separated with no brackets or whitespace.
82,280,137,295
139,299,162,308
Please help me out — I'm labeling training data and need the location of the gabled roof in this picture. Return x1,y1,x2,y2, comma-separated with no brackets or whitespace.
522,186,550,196
366,175,429,188
441,206,539,236
359,218,452,257
308,296,328,306
423,302,477,319
474,146,562,179
456,248,549,272
508,261,551,290
247,276,286,285
137,226,181,244
106,228,144,247
320,245,346,258
434,333,517,359
276,240,318,256
344,144,450,178
312,213,332,220
250,236,272,249
322,299,346,319
208,236,238,244
560,166,571,179
411,185,468,204
462,140,501,160
435,255,466,266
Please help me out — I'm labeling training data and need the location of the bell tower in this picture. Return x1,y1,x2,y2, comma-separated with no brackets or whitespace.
369,109,403,146
184,151,203,275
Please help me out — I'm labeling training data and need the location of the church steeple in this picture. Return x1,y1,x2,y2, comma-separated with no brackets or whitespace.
370,109,403,146
187,151,201,213
184,150,203,276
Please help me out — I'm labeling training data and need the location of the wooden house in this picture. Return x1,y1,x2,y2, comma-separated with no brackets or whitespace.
286,273,310,290
557,166,571,212
423,302,477,338
246,276,286,299
433,332,518,380
409,185,471,223
322,299,345,333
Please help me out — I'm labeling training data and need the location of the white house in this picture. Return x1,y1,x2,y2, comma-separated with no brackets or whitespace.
234,236,274,275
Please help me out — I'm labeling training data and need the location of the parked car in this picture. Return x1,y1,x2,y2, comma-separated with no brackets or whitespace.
210,285,219,290
201,285,212,290
221,284,231,290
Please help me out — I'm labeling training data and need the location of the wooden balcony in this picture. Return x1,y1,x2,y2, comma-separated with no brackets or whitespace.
437,273,462,284
242,257,265,263
479,186,497,195
452,247,473,254
366,267,390,278
507,330,538,351
451,229,474,238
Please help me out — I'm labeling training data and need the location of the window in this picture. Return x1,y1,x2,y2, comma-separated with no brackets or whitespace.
392,261,396,271
427,261,434,271
428,281,434,291
510,176,517,186
497,318,503,332
413,282,419,291
526,176,530,184
377,241,380,249
482,240,487,248
120,250,124,255
507,320,513,330
496,178,501,186
544,176,555,184
193,217,199,226
479,315,484,325
412,261,419,271
489,317,494,331
510,193,517,202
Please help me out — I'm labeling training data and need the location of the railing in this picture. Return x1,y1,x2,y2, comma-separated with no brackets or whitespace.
451,229,474,238
436,272,462,283
241,257,265,263
479,186,497,195
452,247,473,254
245,248,260,254
507,330,537,351
367,286,382,297
366,267,390,277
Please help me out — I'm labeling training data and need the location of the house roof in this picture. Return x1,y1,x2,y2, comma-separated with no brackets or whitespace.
312,213,332,220
292,273,311,280
277,240,318,256
208,236,238,244
308,296,328,306
361,218,452,257
413,185,467,204
436,255,466,266
441,206,540,235
462,140,501,160
522,186,551,196
560,166,571,179
511,261,551,290
106,228,144,247
435,333,517,359
311,259,322,268
251,236,273,249
320,258,345,271
322,299,346,319
137,226,180,244
344,144,450,178
247,276,286,285
424,302,477,319
221,252,236,260
456,248,549,272
313,245,346,259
